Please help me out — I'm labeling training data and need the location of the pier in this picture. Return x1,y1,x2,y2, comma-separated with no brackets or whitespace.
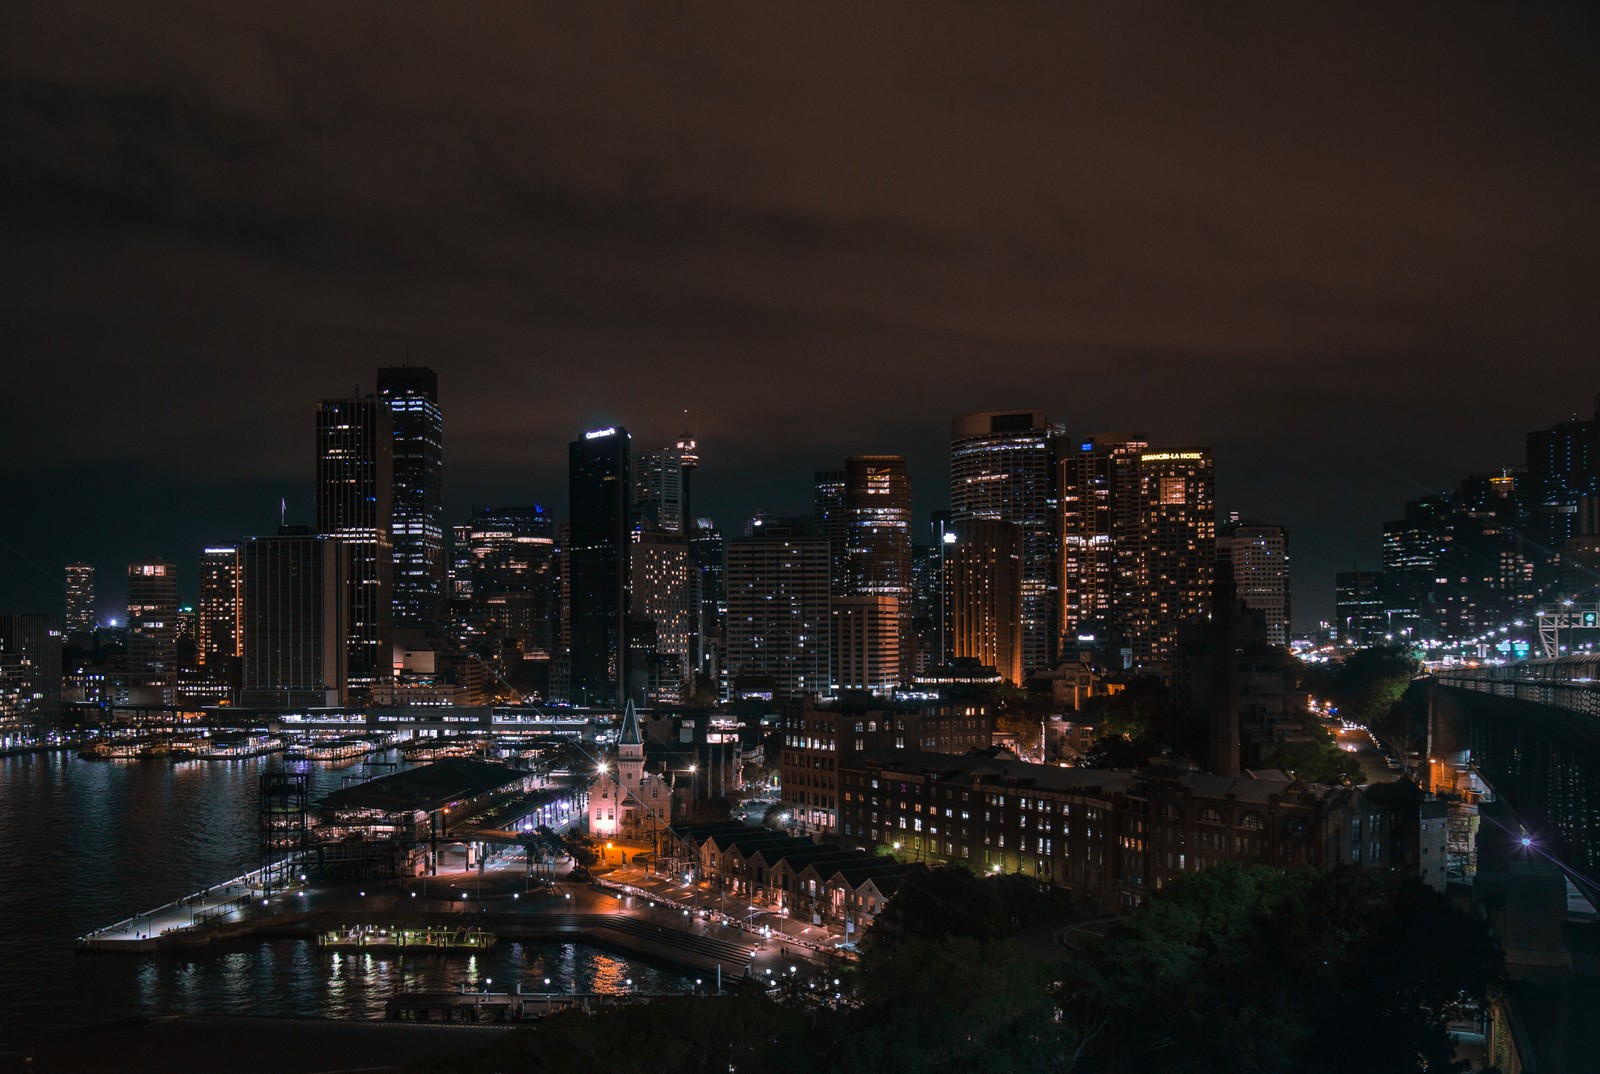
74,852,854,988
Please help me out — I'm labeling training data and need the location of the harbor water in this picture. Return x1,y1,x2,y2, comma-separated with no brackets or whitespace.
0,749,686,1050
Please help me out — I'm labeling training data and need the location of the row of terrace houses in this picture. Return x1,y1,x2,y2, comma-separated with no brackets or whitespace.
838,748,1446,912
668,821,921,934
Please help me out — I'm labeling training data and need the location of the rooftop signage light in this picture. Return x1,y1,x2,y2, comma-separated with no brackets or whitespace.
585,427,617,440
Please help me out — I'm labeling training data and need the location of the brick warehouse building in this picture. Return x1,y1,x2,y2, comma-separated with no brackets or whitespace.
839,748,1444,911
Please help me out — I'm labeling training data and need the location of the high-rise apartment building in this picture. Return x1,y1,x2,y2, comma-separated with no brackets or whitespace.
127,559,179,692
64,563,95,636
316,396,394,696
944,519,1023,684
1225,521,1290,647
725,525,831,705
951,411,1059,673
1058,433,1147,652
830,595,901,695
378,366,445,634
1132,450,1216,662
568,426,631,706
197,546,241,666
240,527,347,708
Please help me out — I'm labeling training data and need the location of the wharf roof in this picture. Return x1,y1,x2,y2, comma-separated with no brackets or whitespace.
753,843,865,871
667,820,747,843
821,859,922,888
320,758,525,814
705,830,815,858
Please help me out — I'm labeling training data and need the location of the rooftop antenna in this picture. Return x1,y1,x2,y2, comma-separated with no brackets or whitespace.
280,498,287,527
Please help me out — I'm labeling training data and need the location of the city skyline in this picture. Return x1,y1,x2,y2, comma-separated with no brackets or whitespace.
5,6,1599,631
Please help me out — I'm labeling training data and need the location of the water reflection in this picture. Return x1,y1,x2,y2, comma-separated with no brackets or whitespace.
1,751,690,1048
128,940,686,1020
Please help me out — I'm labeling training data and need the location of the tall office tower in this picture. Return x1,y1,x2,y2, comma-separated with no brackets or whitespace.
64,563,95,635
1059,433,1149,652
725,525,831,705
0,613,62,733
449,522,473,601
917,512,955,666
944,519,1023,684
830,595,901,695
688,520,725,681
636,443,694,535
813,468,848,594
1224,521,1290,647
1132,449,1216,663
843,455,914,678
1524,396,1600,584
630,531,695,702
467,506,560,658
316,395,394,697
568,426,631,707
468,506,558,649
1207,554,1241,778
197,546,242,666
127,559,179,691
951,411,1059,673
240,527,348,708
378,366,445,634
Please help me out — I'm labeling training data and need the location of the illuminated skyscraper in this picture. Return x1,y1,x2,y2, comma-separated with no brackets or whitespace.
843,455,913,679
950,411,1058,673
725,524,831,705
467,506,559,659
0,613,62,732
197,545,241,667
127,559,179,694
378,366,444,634
688,519,725,681
1132,449,1216,662
1224,520,1290,647
944,519,1023,684
1059,432,1147,651
64,563,94,635
316,395,394,697
240,527,347,708
636,439,696,535
830,595,901,695
449,522,473,601
813,468,848,596
629,531,695,703
568,426,631,706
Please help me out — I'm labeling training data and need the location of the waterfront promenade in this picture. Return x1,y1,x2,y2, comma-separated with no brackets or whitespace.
78,850,842,987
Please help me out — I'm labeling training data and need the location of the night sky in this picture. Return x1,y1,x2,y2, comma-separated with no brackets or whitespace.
4,4,1598,628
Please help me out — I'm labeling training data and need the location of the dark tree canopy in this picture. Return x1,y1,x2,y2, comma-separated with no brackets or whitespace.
1060,863,1502,1073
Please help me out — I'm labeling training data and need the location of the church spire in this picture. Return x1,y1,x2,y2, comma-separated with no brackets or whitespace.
619,698,642,746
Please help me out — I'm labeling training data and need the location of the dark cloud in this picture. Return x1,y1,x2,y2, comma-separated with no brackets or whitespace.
3,2,1598,623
